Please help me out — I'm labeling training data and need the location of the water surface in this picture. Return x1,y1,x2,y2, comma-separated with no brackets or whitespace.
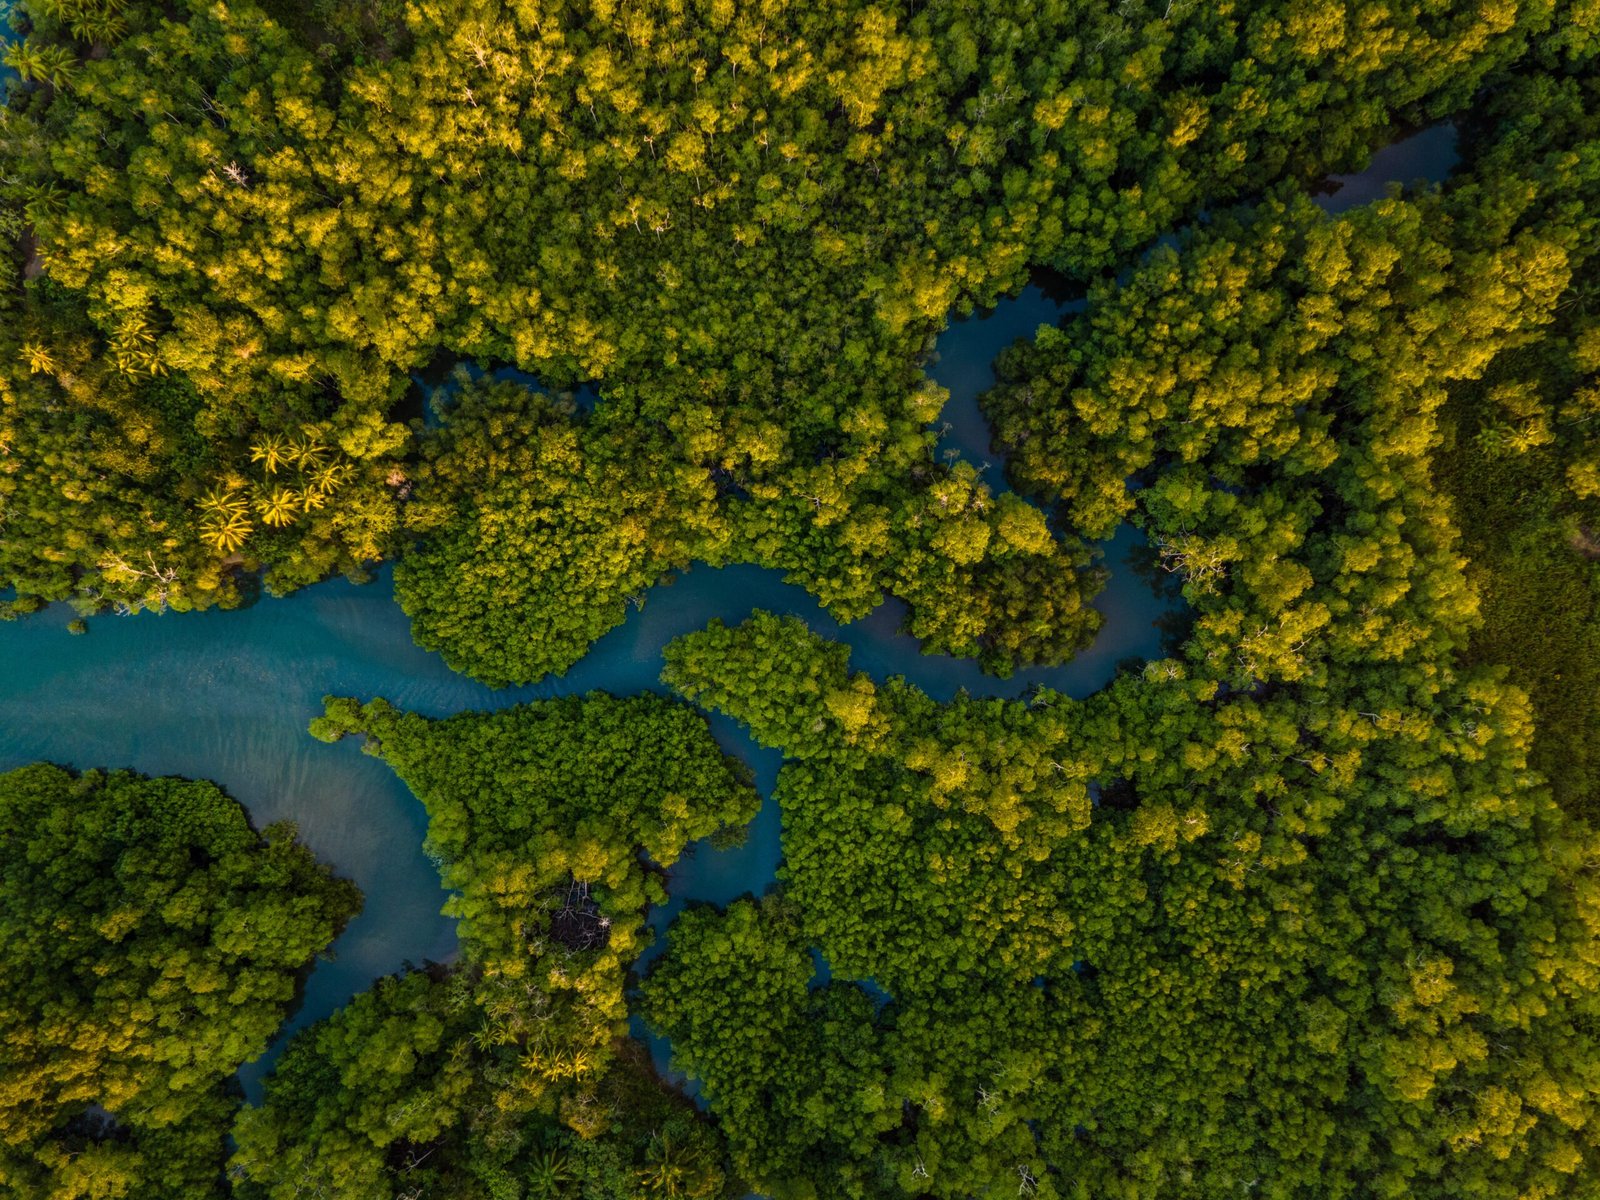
0,282,1169,1100
0,116,1462,1102
1315,122,1459,214
927,284,1083,485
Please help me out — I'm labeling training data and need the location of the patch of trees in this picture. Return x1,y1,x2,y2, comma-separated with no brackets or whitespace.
0,0,1570,673
0,763,359,1199
233,692,758,1197
396,373,1102,683
1432,65,1600,820
982,106,1599,692
637,73,1600,1198
645,611,1600,1197
393,376,724,685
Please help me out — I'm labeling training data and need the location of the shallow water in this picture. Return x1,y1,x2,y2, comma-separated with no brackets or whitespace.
0,117,1457,1108
0,279,1167,1098
0,535,1168,1095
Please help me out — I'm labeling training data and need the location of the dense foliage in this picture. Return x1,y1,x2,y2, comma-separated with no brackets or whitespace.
393,376,723,685
7,3,1600,1200
0,763,360,1200
1431,69,1600,820
233,693,757,1197
647,609,1600,1198
1440,307,1600,819
0,0,1575,677
979,48,1600,821
636,66,1600,1200
395,372,1097,683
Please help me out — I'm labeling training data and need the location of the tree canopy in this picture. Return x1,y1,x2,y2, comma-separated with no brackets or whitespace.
233,692,757,1198
646,607,1600,1198
5,3,1600,1199
638,61,1600,1198
0,0,1573,675
0,763,360,1200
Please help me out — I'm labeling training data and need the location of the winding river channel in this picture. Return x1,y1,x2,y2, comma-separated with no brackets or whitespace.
0,120,1457,1100
0,283,1169,1096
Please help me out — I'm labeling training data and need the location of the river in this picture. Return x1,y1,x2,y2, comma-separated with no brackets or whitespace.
0,120,1457,1102
0,284,1170,1098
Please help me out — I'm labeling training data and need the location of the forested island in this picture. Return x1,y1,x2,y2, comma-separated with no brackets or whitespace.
3,1,1600,1198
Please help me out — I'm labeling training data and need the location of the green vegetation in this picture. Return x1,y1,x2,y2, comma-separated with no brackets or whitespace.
0,763,359,1199
5,3,1600,1200
1439,329,1600,820
393,376,725,685
0,0,1568,674
986,140,1596,686
632,55,1600,1199
233,693,756,1197
1430,70,1600,821
642,895,889,1197
395,371,1099,683
646,611,1600,1196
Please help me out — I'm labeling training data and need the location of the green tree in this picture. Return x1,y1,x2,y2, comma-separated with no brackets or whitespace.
0,763,359,1199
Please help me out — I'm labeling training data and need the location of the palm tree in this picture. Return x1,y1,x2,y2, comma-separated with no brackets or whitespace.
197,486,248,518
70,10,127,43
38,0,129,43
35,44,80,89
636,1134,703,1199
568,1047,595,1081
3,41,48,84
20,182,66,222
110,313,160,377
254,485,299,528
310,460,351,495
250,435,291,475
20,342,57,375
199,509,252,553
525,1148,572,1199
290,432,327,470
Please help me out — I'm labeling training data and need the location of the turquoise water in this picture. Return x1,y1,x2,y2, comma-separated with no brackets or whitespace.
0,284,1169,1097
0,540,1167,1095
0,121,1455,1103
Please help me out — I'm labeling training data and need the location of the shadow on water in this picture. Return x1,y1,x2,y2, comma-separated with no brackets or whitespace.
925,281,1084,490
1313,121,1460,215
406,359,601,428
808,948,891,1009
